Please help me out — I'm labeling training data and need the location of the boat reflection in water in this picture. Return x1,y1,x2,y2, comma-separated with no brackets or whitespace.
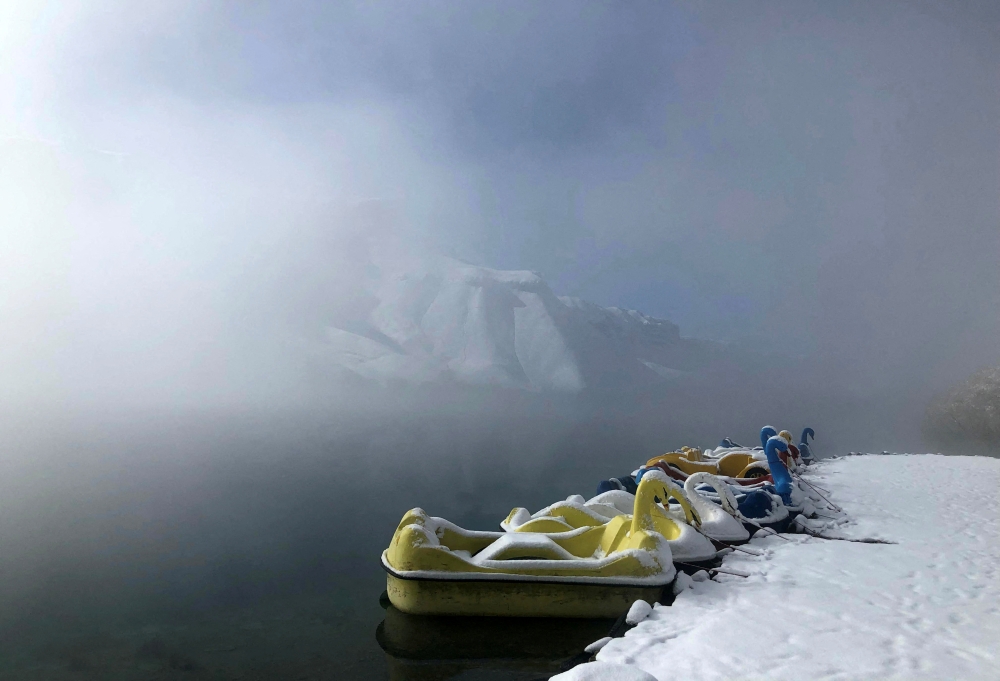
375,597,615,681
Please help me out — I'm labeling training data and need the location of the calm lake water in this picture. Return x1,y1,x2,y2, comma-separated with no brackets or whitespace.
0,406,657,680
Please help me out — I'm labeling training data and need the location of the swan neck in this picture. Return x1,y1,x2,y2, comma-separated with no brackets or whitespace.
683,476,708,507
765,438,793,498
631,479,661,535
686,474,731,514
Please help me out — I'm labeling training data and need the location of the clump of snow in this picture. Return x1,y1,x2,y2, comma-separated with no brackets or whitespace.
625,599,653,625
671,572,693,595
595,454,1000,680
584,636,613,653
551,661,658,681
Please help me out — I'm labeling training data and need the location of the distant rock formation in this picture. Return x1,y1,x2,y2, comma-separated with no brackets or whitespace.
276,231,726,394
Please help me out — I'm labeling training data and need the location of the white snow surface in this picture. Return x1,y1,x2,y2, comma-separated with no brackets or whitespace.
625,599,654,625
585,637,613,654
584,454,1000,680
553,661,657,681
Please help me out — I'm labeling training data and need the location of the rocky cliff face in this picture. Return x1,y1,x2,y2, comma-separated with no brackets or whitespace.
283,239,723,394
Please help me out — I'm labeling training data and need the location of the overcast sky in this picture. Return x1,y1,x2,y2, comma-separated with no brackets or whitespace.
1,0,997,406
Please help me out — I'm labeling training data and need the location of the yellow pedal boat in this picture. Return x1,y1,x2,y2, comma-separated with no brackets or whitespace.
501,475,718,564
382,471,683,618
647,447,769,479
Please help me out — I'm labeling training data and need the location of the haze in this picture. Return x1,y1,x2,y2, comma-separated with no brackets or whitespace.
2,0,998,443
2,2,1000,677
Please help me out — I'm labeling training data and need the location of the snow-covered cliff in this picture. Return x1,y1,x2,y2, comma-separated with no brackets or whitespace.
282,238,721,393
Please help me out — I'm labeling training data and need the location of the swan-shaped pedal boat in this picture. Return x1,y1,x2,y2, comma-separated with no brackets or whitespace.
647,433,798,534
685,476,791,534
382,471,686,618
621,470,754,544
760,434,828,520
640,454,772,485
713,426,804,469
502,471,718,565
645,425,790,480
643,446,769,479
799,427,816,465
679,472,750,543
596,427,792,495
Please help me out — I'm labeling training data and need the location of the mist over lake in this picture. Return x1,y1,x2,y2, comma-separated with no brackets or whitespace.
1,0,997,678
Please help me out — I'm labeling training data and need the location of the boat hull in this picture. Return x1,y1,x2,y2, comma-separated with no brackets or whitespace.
385,569,671,618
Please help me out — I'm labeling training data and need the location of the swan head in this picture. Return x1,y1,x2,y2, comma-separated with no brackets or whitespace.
778,430,793,444
759,425,777,448
765,435,789,457
801,427,815,444
684,471,739,515
631,469,672,531
632,469,700,530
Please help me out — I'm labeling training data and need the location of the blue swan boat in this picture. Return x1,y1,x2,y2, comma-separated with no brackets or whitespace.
799,427,816,465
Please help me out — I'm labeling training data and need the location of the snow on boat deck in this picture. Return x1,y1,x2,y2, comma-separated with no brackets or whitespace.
559,454,1000,680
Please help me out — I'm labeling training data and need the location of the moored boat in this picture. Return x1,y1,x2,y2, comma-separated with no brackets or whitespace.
502,477,718,566
382,471,685,618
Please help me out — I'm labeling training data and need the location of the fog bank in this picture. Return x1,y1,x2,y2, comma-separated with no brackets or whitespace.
1,0,997,452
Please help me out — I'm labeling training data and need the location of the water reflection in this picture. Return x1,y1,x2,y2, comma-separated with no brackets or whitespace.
376,603,614,681
0,403,655,679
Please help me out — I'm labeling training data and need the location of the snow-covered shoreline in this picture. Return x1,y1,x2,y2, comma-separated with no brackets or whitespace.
559,454,1000,680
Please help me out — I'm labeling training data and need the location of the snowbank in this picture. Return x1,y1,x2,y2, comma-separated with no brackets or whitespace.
564,454,1000,680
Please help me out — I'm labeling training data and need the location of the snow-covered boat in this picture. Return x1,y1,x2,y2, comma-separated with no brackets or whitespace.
502,472,718,565
680,473,751,543
642,467,792,537
799,427,816,464
642,446,769,479
649,432,803,534
670,426,804,479
579,473,751,545
382,471,686,618
723,485,792,534
639,457,773,487
712,426,805,469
